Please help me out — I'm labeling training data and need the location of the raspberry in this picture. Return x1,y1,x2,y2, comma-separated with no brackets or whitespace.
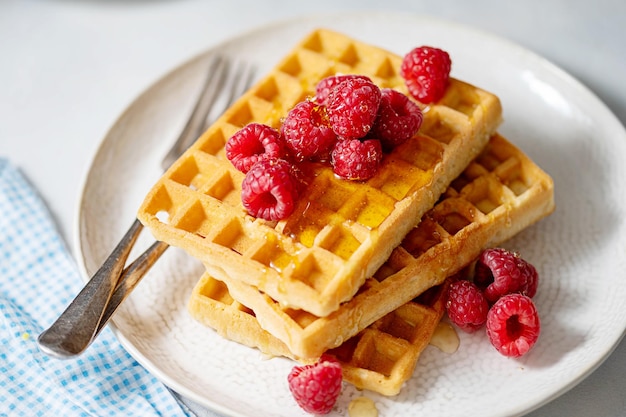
240,159,299,221
369,88,423,149
486,294,540,357
331,139,382,181
446,280,489,333
281,100,337,161
401,46,451,103
288,356,343,415
474,248,539,304
226,123,285,173
315,74,372,105
326,77,381,140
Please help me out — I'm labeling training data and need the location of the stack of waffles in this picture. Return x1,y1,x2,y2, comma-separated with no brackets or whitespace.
137,29,555,396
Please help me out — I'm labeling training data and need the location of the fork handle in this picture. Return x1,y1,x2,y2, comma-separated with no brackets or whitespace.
95,240,169,337
37,219,144,358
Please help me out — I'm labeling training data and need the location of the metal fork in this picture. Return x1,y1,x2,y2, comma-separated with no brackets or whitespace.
37,55,254,358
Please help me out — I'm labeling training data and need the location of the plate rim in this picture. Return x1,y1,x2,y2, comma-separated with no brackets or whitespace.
73,11,626,417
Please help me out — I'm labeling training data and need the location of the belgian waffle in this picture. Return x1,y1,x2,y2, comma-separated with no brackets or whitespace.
137,28,503,317
189,271,451,396
189,133,555,363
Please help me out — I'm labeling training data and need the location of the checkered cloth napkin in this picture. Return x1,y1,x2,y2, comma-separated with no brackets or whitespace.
0,158,194,417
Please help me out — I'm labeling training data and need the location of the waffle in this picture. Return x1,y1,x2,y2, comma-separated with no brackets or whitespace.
137,28,503,317
189,271,451,396
190,133,555,360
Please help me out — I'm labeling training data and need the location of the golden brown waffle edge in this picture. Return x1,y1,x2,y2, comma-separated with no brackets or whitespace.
188,271,451,396
137,28,503,317
190,133,555,361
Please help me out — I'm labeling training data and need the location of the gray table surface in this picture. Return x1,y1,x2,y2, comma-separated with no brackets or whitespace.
1,1,624,416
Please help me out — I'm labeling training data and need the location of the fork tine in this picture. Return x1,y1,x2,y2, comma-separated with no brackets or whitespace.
160,55,228,170
161,56,256,170
199,58,256,140
233,60,256,98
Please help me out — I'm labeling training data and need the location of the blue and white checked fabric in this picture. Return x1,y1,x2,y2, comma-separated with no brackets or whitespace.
0,159,193,417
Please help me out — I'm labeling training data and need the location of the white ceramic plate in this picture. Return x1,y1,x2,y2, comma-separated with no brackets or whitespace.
76,12,626,417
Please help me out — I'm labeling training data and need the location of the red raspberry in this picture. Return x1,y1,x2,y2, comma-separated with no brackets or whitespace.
331,139,382,181
240,159,299,221
288,356,343,415
315,74,372,105
370,88,423,149
486,294,540,357
326,77,381,140
401,46,451,103
226,123,285,173
281,100,337,161
446,280,489,333
474,248,539,304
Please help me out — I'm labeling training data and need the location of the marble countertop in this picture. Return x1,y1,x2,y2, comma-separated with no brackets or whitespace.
1,1,624,416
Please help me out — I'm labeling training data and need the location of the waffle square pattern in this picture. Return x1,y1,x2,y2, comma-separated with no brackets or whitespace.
187,134,555,395
137,29,503,317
